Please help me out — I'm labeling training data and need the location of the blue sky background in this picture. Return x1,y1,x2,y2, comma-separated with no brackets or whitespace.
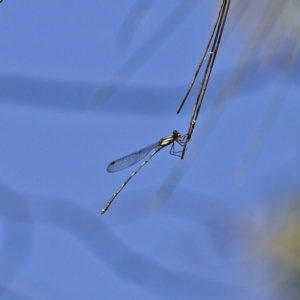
0,1,299,299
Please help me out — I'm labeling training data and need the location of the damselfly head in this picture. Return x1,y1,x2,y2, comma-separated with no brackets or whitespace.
172,130,181,139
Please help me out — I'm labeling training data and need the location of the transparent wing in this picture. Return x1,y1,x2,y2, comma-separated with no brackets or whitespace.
107,141,160,173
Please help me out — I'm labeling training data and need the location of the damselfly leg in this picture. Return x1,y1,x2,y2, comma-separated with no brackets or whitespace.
169,134,187,157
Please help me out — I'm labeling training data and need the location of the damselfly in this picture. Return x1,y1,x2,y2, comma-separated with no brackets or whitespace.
101,130,186,214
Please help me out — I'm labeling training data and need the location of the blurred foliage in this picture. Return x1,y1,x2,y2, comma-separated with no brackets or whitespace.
242,198,300,299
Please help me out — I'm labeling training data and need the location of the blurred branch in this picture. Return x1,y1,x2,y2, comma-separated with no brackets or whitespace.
235,30,300,182
0,182,236,299
115,0,156,51
88,0,201,107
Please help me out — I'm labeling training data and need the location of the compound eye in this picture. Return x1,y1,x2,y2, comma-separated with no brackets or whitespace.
173,130,180,137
